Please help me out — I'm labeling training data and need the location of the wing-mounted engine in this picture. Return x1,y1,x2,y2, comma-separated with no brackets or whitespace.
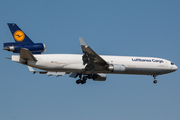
92,73,107,81
107,64,125,72
3,43,46,54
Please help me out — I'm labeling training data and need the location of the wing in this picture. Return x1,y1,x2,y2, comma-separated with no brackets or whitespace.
79,38,109,72
27,66,66,77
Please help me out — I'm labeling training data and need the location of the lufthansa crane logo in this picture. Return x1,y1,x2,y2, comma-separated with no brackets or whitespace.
14,30,25,42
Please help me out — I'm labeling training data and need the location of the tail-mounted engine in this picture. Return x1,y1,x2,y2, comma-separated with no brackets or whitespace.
3,43,46,54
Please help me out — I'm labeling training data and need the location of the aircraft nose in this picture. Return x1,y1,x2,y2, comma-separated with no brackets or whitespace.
174,65,178,71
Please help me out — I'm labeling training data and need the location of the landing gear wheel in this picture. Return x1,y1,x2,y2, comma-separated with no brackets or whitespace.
92,74,98,80
83,76,87,81
81,80,86,84
76,79,81,84
153,80,157,84
88,74,93,79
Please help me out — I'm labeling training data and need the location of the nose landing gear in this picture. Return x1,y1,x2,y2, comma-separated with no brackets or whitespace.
153,75,158,84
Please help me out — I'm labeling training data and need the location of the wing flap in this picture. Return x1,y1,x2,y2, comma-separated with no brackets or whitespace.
69,72,79,78
47,72,66,76
27,66,66,77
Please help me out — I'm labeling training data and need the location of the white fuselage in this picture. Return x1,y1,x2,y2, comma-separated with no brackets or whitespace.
12,54,178,76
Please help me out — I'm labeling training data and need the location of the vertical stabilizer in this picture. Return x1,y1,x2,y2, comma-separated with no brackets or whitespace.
7,23,34,44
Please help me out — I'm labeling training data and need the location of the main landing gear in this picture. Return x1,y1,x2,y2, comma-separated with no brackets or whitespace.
153,75,157,84
76,74,98,84
76,76,87,84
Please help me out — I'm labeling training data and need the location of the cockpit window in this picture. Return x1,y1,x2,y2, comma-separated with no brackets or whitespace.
171,62,174,65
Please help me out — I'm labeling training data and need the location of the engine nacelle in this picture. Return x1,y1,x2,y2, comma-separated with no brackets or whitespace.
3,43,46,54
108,64,125,72
93,73,107,81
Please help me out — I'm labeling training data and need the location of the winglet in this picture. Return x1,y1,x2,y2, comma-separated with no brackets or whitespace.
20,48,37,61
79,38,87,46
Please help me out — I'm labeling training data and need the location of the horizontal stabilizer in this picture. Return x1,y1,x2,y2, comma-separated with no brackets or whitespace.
20,48,37,61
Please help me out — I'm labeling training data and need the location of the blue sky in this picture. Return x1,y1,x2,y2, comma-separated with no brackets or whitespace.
0,0,180,120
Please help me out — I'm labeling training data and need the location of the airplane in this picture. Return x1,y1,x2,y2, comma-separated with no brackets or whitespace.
3,23,178,84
